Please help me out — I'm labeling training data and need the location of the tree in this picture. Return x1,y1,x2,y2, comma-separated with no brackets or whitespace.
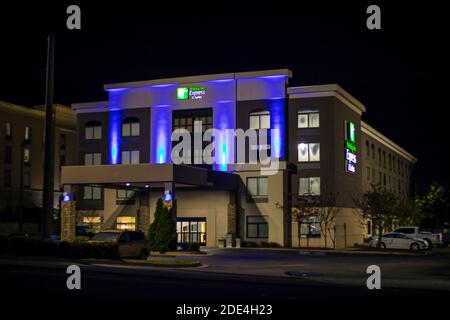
356,184,398,247
395,198,422,226
147,198,176,254
415,183,450,229
292,193,339,249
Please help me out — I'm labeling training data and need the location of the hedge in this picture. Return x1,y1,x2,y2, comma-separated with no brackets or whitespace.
0,235,120,260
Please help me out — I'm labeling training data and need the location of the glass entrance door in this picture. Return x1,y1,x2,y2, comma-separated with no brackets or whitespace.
176,217,207,246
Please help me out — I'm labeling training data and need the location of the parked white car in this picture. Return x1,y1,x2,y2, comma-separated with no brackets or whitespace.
393,226,443,247
370,232,429,251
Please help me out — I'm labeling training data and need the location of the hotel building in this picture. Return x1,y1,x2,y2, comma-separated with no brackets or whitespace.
0,101,76,233
60,69,416,248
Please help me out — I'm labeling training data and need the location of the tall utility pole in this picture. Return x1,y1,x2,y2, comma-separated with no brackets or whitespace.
42,33,55,239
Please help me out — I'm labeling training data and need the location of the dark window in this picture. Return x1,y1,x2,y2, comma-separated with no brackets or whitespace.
246,177,268,198
5,146,12,164
371,144,375,159
4,169,11,187
83,186,102,200
365,141,370,158
122,117,140,137
247,216,268,238
23,171,30,189
176,217,207,245
172,108,213,166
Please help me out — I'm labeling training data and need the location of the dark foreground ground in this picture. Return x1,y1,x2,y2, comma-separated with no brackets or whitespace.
1,248,449,316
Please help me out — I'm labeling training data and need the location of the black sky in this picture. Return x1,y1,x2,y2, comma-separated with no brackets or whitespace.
0,2,447,192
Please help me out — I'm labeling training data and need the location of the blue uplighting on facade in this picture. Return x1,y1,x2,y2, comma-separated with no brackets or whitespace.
152,106,171,164
268,98,285,159
109,110,122,164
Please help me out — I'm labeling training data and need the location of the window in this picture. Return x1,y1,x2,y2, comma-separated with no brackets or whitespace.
25,126,31,141
299,177,321,196
299,216,321,238
297,143,320,162
4,169,11,187
85,121,102,140
366,167,371,180
23,172,31,189
5,146,12,164
247,216,268,238
116,189,135,199
83,186,102,200
297,110,320,128
247,177,268,198
121,150,140,164
23,148,30,165
367,220,372,235
84,153,102,165
122,117,140,137
82,217,102,232
365,141,370,158
177,218,207,245
249,111,270,130
116,217,136,231
173,108,213,166
372,168,376,182
371,144,375,159
383,150,386,168
5,122,12,139
378,148,381,165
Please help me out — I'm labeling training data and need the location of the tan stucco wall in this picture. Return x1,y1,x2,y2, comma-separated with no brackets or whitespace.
291,207,366,249
149,190,231,248
237,170,286,246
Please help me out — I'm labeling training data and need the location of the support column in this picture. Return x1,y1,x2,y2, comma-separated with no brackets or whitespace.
164,182,176,223
61,201,76,242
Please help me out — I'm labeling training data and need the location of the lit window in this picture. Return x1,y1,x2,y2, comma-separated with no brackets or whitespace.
116,189,135,199
83,186,102,200
5,122,12,139
25,126,31,141
116,217,136,231
297,143,320,162
249,111,270,130
177,218,207,244
297,110,319,128
247,177,268,198
122,118,140,137
85,121,102,140
299,177,321,196
23,148,31,164
247,216,268,238
121,150,140,164
299,216,321,238
82,217,102,232
84,153,101,165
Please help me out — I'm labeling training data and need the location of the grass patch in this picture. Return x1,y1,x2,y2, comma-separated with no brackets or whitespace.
124,257,201,268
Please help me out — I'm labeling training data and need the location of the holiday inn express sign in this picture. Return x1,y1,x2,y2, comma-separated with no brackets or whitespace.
177,87,207,100
345,121,357,174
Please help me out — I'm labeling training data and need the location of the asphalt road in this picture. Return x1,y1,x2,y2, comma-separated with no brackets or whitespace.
1,249,450,305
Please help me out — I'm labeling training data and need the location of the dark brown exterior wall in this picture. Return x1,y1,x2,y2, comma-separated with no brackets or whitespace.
288,96,362,208
76,108,151,210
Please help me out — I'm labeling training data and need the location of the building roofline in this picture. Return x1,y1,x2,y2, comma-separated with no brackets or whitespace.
1,100,74,120
361,121,417,163
287,84,366,115
103,69,292,91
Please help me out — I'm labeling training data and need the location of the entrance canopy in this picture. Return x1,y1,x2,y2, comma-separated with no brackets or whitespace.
61,163,238,190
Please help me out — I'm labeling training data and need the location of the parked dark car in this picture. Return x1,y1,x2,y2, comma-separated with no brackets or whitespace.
88,230,148,259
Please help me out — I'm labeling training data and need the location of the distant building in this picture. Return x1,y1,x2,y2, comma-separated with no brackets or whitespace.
60,69,416,248
0,101,76,233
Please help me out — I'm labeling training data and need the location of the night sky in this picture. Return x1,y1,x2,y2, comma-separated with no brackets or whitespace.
0,2,446,192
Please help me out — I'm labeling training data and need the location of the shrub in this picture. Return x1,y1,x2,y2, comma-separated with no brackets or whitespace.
241,241,259,248
148,198,177,254
185,242,200,252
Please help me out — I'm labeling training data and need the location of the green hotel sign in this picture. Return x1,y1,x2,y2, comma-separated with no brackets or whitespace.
345,121,357,174
177,87,206,100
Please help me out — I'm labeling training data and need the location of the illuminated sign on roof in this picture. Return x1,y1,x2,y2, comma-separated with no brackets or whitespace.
177,87,206,100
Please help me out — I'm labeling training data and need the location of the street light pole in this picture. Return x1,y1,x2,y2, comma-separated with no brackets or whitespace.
42,33,55,239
